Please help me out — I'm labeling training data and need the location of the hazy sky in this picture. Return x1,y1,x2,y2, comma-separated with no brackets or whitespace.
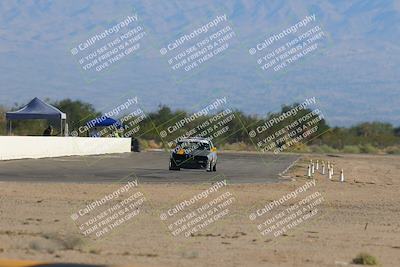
0,0,399,126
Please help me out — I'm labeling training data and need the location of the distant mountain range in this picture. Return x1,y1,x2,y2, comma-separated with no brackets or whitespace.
0,0,399,126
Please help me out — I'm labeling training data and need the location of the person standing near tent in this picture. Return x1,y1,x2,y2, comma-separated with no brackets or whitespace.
90,127,100,137
43,125,53,136
114,128,121,137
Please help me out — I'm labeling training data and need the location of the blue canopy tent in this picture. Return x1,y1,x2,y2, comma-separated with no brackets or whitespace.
86,117,122,128
85,116,123,137
6,97,67,136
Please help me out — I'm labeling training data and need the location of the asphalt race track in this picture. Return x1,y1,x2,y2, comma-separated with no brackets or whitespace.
0,151,299,184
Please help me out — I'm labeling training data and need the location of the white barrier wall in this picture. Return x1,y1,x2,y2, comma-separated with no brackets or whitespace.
0,136,131,160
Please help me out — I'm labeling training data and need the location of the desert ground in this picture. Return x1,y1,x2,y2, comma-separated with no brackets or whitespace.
0,153,399,267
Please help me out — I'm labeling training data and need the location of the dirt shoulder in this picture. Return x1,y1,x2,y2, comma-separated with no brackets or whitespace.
0,153,399,267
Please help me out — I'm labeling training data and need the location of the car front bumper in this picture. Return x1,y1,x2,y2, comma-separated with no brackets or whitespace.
171,154,209,169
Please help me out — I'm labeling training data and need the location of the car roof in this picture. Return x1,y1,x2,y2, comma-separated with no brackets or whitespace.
178,137,211,144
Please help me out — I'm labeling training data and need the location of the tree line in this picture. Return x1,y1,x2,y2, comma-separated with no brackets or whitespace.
0,99,399,154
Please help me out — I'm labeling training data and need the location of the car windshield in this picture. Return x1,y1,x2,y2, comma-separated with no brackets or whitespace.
177,141,210,151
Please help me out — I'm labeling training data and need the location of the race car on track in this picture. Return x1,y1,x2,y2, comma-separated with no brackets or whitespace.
169,137,217,172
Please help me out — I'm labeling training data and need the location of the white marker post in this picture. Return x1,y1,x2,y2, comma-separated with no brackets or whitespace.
322,163,325,175
331,165,334,176
340,169,345,182
328,167,332,180
311,163,315,174
316,160,319,170
308,165,311,178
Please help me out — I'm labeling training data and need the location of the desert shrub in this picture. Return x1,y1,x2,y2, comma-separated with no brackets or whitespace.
352,252,378,265
138,138,149,150
148,139,162,149
385,145,400,154
359,144,379,154
61,236,84,250
310,145,338,153
41,233,83,250
221,142,252,151
135,139,160,150
286,143,311,153
342,145,361,154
